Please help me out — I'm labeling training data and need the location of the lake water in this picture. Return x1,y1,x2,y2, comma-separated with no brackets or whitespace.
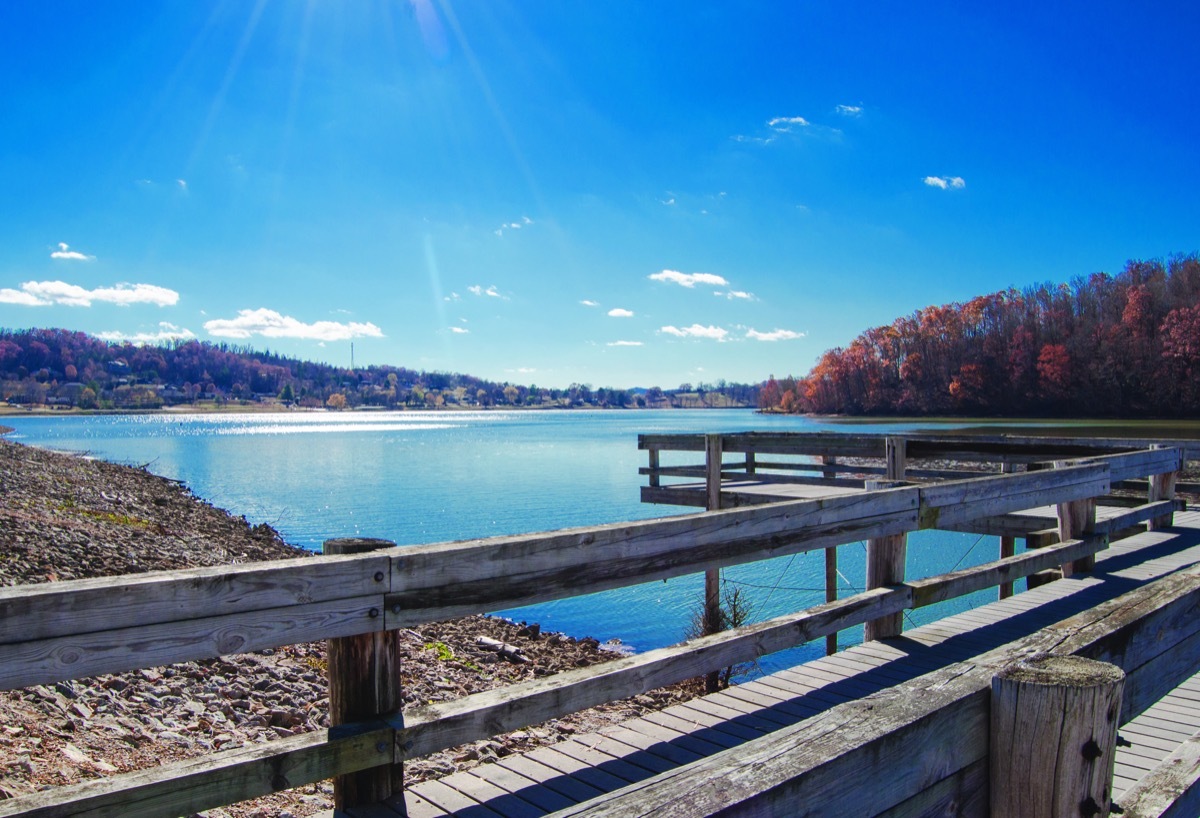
3,409,1008,675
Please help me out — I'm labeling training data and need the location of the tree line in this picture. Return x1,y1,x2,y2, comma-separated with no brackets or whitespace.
759,253,1200,418
0,328,758,411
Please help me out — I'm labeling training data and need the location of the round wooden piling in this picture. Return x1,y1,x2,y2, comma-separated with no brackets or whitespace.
323,537,402,809
990,654,1124,818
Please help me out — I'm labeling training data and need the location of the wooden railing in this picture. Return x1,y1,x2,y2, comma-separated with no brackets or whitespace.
0,440,1190,817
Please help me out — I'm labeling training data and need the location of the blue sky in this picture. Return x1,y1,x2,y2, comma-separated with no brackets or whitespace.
1,2,1197,389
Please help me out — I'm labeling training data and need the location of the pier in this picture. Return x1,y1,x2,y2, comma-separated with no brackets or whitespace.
3,432,1200,817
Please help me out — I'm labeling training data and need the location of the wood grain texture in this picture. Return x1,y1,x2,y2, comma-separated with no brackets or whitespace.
0,723,391,818
865,478,908,641
542,670,991,818
1117,732,1200,818
325,539,403,810
990,655,1124,818
385,487,921,625
0,595,384,691
0,552,392,646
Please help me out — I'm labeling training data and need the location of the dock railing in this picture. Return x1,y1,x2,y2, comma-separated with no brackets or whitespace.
0,436,1193,817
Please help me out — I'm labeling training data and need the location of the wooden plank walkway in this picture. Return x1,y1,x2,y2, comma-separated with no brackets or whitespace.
333,509,1200,817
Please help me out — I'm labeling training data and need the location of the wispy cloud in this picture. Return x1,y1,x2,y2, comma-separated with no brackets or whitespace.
0,280,178,307
177,179,189,193
580,299,599,307
835,104,863,117
717,290,755,301
608,308,634,318
660,324,729,341
494,215,534,237
449,326,469,334
734,115,811,144
768,115,810,132
96,322,196,344
607,340,643,347
924,175,966,190
204,308,384,341
735,113,843,145
468,284,508,299
746,328,805,341
50,242,95,261
649,270,729,289
444,292,461,301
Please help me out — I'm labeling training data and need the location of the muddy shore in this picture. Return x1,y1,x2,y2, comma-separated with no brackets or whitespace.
0,436,701,817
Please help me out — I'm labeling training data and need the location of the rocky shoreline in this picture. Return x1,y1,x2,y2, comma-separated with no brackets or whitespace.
0,436,702,817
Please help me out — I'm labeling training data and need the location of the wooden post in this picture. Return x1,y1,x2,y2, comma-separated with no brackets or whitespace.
704,434,723,693
324,537,401,810
744,450,756,476
991,655,1124,818
1148,444,1179,531
885,436,907,481
864,479,907,641
825,546,838,656
648,448,660,488
1000,463,1017,600
820,454,837,480
1056,460,1097,577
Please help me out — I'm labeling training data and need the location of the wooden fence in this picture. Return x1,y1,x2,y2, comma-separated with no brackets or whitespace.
0,436,1193,817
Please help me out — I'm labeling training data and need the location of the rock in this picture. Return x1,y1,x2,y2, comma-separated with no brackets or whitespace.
59,744,90,764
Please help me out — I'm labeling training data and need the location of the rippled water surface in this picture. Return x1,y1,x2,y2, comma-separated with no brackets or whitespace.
5,409,1005,673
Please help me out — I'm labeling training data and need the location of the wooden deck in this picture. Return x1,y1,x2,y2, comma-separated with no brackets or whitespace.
338,508,1200,817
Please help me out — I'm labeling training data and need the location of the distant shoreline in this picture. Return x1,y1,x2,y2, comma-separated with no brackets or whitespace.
0,402,751,418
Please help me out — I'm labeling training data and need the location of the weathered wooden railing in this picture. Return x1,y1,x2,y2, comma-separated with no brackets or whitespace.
0,441,1190,817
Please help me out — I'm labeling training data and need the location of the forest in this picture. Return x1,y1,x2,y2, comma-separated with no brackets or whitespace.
0,328,758,411
759,253,1200,418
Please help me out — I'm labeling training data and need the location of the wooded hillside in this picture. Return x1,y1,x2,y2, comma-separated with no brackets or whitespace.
760,253,1200,417
0,329,758,411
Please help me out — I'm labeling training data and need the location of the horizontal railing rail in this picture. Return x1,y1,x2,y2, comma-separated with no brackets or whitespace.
0,459,1126,690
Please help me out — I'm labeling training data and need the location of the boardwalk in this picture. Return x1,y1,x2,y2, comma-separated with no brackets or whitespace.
343,508,1200,817
4,433,1196,818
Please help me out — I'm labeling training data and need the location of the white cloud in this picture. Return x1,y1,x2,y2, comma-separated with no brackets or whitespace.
0,280,179,307
96,322,196,344
607,340,643,347
649,269,729,288
580,299,599,307
204,308,384,341
661,197,676,206
717,290,755,301
177,179,188,193
608,308,634,318
50,242,95,261
495,216,534,237
449,326,469,334
768,115,810,131
445,292,461,301
835,104,863,117
0,288,45,306
468,284,506,299
924,175,966,190
660,324,729,341
746,328,805,341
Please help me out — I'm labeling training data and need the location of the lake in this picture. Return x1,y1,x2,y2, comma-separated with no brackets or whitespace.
3,409,1009,675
